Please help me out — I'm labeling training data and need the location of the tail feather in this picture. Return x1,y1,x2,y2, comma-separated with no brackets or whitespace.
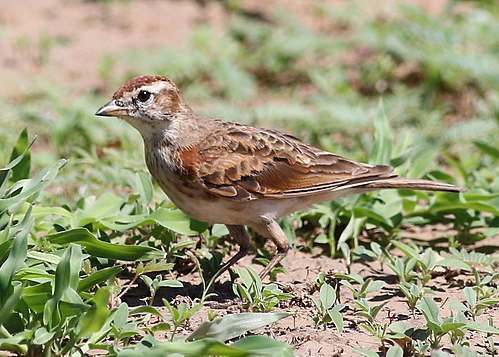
364,177,464,193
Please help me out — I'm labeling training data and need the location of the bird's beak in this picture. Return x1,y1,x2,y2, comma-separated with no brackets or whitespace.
95,100,130,117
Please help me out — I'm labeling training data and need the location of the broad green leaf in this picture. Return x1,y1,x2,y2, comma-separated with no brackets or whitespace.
46,228,164,261
134,172,153,204
149,208,209,235
463,287,476,306
138,262,175,275
33,327,55,345
417,297,442,325
391,240,419,260
0,159,67,213
328,305,344,333
43,244,83,328
187,312,290,342
22,282,52,314
77,266,122,292
232,335,294,356
130,306,165,319
156,280,183,288
319,284,336,310
113,303,130,329
353,206,392,227
386,345,404,357
0,282,22,326
441,322,466,333
0,216,30,298
429,201,499,216
78,288,111,337
27,251,62,265
407,144,439,179
118,338,248,356
473,140,499,158
8,129,31,182
466,322,499,334
337,212,355,246
370,101,393,165
435,259,471,272
365,280,385,293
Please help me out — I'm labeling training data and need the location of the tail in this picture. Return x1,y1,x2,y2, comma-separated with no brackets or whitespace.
363,177,465,193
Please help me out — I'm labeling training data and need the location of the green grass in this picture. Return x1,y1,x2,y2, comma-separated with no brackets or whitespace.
0,1,498,355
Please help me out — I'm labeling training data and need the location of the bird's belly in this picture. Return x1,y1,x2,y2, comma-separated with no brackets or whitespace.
151,170,249,224
151,167,362,225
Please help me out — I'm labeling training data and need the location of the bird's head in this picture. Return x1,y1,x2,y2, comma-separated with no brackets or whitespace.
96,75,190,133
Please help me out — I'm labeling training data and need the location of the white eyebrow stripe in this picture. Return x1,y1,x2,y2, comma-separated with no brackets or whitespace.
140,82,168,94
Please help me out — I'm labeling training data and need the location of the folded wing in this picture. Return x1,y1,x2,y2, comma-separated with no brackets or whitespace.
177,121,395,201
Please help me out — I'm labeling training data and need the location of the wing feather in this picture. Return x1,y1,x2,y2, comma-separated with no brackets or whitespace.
176,121,394,201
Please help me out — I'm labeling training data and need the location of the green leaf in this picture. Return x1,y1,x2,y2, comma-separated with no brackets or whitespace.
319,284,336,310
232,335,294,356
328,305,345,333
473,140,499,158
118,338,248,356
78,288,111,338
0,282,23,327
149,208,208,235
8,129,31,182
435,259,471,272
370,100,393,164
429,201,499,216
113,303,129,329
43,244,83,328
441,322,466,333
46,228,165,261
0,215,30,300
466,322,499,334
77,266,123,292
187,312,290,342
407,144,439,179
391,240,420,260
0,159,67,213
156,280,183,289
463,287,476,306
33,327,55,345
417,297,442,325
337,212,355,246
134,172,153,204
386,345,404,357
365,280,385,294
130,306,165,319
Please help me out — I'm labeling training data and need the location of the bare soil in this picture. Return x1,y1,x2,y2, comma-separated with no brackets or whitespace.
122,240,499,356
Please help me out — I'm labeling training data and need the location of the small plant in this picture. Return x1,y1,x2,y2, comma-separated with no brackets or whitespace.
398,282,432,316
354,298,390,348
233,267,293,312
162,298,203,340
310,283,345,332
416,296,499,350
461,286,499,321
140,274,183,306
336,273,386,300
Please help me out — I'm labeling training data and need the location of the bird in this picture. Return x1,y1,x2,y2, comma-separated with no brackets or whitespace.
95,74,464,278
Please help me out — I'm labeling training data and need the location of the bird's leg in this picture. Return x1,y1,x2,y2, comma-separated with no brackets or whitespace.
215,224,250,277
251,219,290,279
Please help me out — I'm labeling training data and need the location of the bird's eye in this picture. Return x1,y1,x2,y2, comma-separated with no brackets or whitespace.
137,90,152,102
